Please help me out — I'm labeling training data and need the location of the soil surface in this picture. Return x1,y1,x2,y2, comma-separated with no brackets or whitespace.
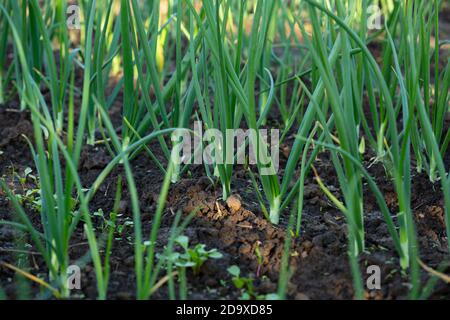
1,101,449,300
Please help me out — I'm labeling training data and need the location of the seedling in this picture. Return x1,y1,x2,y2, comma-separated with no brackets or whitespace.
254,242,263,277
159,235,223,275
227,265,266,300
92,209,117,234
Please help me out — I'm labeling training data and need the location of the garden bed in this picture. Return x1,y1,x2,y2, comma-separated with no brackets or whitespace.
0,0,449,300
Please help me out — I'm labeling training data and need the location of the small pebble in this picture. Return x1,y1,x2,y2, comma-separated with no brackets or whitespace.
226,195,242,212
295,293,310,300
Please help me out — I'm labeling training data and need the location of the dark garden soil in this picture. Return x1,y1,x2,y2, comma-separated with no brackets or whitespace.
1,98,449,300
